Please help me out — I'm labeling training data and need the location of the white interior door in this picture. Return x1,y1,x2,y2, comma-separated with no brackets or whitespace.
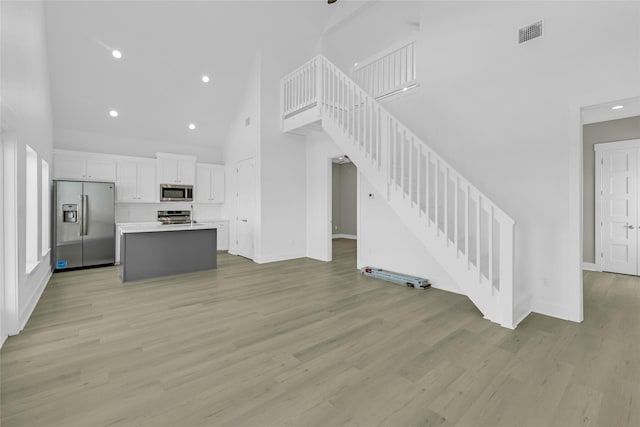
600,146,638,275
236,158,255,260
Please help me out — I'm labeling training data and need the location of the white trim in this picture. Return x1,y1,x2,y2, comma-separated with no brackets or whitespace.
0,133,5,348
582,262,599,272
332,234,356,240
25,260,40,275
3,134,20,335
569,101,584,324
594,139,640,276
18,267,51,332
594,148,603,272
326,157,333,261
513,294,533,327
594,139,640,153
430,279,465,296
356,171,362,269
254,252,306,264
532,298,571,321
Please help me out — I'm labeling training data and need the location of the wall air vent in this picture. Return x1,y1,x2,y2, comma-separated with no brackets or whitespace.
519,21,543,44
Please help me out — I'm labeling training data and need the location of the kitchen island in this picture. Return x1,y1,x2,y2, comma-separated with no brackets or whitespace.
119,223,217,282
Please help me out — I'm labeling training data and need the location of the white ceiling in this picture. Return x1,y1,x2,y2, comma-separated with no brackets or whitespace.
581,96,640,125
44,1,338,152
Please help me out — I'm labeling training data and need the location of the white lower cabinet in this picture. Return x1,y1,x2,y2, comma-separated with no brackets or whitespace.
116,159,157,202
212,221,229,250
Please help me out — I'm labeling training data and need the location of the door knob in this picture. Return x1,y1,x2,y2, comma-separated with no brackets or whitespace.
627,225,635,229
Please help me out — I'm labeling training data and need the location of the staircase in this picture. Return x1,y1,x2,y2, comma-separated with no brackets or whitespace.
281,55,516,329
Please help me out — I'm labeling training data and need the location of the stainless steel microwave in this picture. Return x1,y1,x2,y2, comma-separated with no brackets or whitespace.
160,184,193,201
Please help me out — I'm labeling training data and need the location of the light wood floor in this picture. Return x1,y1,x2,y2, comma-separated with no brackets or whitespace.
1,239,639,426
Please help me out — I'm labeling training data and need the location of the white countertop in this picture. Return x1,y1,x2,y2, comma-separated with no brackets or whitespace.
119,222,219,234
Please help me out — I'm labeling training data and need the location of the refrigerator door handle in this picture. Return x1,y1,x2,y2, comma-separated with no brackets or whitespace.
81,194,87,236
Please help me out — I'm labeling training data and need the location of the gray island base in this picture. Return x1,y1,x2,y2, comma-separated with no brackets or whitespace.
120,228,217,282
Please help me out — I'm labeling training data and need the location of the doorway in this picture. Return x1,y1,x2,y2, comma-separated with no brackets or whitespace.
331,157,357,240
236,158,255,260
582,108,640,273
595,140,640,275
330,156,357,267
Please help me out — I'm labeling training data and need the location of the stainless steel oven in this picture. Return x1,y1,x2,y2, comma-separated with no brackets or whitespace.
160,184,193,201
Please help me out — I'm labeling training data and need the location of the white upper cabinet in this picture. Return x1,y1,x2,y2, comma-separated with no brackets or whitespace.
136,161,157,202
54,150,116,181
157,153,196,185
116,161,137,201
116,158,157,203
196,163,225,204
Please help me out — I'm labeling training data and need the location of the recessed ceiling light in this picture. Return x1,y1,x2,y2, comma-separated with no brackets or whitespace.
112,50,122,59
109,110,118,117
188,123,196,130
612,105,624,110
354,62,358,67
201,75,210,83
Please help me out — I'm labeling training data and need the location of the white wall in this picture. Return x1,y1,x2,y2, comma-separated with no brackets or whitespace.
1,1,55,336
115,202,224,224
224,51,262,257
323,1,419,73
54,128,224,164
256,45,318,264
306,130,343,261
320,0,640,322
358,173,460,295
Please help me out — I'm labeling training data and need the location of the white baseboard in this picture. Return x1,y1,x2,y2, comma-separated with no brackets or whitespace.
513,294,533,327
254,251,306,264
332,234,356,240
18,267,52,333
582,262,599,272
429,280,465,296
531,298,572,322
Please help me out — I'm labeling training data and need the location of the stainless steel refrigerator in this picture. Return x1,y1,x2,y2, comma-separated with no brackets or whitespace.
53,180,115,270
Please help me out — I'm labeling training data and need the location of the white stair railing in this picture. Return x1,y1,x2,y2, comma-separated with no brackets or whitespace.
281,55,516,328
282,58,318,119
352,39,417,100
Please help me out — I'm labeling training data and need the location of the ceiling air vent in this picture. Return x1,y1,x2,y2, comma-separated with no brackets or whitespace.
519,21,543,44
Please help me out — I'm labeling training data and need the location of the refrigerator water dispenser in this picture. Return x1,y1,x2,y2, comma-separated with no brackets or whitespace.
62,204,78,223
